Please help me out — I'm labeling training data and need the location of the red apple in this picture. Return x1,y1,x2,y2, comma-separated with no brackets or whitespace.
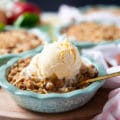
8,2,41,24
0,10,7,25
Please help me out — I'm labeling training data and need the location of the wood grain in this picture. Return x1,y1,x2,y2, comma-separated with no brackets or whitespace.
0,88,111,120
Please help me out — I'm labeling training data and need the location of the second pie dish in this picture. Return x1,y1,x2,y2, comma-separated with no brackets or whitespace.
0,27,50,66
54,21,120,49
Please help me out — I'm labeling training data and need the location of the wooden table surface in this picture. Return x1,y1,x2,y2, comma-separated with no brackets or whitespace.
0,88,111,120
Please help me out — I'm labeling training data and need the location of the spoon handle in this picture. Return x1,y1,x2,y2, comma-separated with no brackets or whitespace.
80,71,120,85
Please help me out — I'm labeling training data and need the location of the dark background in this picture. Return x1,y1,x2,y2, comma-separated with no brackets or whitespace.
28,0,119,11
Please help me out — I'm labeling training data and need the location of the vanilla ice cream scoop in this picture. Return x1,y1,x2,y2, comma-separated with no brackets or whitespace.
23,40,82,80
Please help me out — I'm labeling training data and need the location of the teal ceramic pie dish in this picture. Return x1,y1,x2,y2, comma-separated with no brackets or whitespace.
0,26,50,66
54,22,120,50
0,50,106,113
79,5,120,13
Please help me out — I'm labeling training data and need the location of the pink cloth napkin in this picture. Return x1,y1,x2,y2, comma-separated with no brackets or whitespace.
82,43,120,120
82,43,120,89
93,88,120,120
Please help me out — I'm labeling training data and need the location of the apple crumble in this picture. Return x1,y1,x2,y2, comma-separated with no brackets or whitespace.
7,57,98,94
61,22,120,42
0,30,42,55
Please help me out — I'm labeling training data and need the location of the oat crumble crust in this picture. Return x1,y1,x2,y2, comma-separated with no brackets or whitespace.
7,58,98,94
61,22,120,42
0,30,42,55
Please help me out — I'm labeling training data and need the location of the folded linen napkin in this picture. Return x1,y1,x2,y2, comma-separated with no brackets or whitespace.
82,43,120,120
82,43,120,89
93,88,120,120
58,5,83,25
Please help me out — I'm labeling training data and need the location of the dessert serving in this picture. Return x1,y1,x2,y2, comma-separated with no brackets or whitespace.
0,40,106,112
0,30,43,55
8,40,98,94
0,27,50,66
61,22,120,43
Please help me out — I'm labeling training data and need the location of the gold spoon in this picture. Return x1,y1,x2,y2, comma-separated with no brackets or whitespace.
80,71,120,85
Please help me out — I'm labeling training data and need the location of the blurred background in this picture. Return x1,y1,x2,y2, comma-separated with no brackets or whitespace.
29,0,120,11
